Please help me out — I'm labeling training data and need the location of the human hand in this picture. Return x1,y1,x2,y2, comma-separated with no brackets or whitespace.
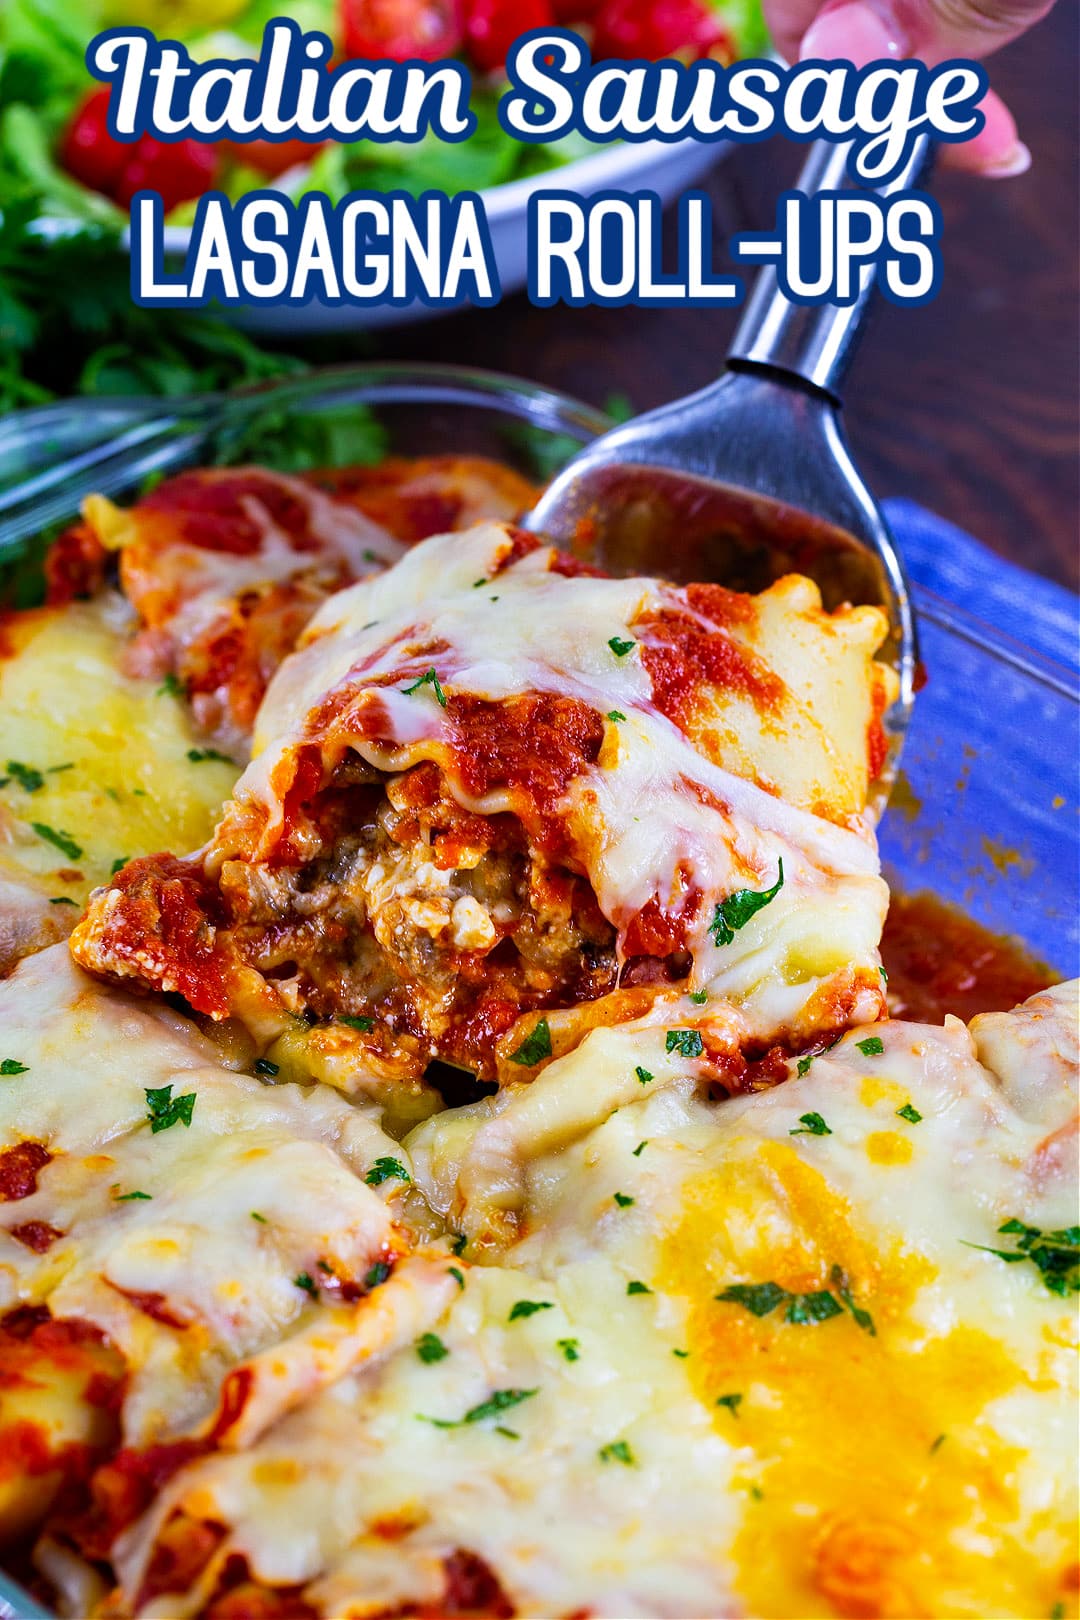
762,0,1056,175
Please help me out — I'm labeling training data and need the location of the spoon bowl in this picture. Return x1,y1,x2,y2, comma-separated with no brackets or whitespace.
527,137,933,805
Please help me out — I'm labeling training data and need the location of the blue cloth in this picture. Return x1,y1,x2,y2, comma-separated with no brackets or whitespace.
884,497,1078,675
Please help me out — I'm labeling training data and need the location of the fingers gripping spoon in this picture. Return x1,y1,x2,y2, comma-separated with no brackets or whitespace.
526,137,933,808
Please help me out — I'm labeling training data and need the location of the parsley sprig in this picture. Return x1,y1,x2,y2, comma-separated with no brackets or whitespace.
717,1267,875,1334
402,668,447,707
144,1084,196,1134
32,822,82,861
509,1018,552,1066
420,1387,538,1429
365,1156,410,1187
964,1218,1080,1297
708,860,784,947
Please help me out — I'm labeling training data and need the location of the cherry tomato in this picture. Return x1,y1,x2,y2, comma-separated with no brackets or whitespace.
464,0,554,74
60,87,129,197
60,85,218,212
592,0,732,61
340,0,463,61
112,137,219,212
220,138,327,178
551,0,602,19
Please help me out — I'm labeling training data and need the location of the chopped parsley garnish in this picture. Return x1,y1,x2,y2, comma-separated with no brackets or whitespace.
896,1103,923,1123
672,1348,689,1358
5,760,44,793
598,1439,635,1465
509,1018,552,1066
448,1266,465,1289
963,1218,1080,1297
790,1111,831,1137
717,1274,874,1333
49,896,78,906
364,1261,392,1289
635,1066,654,1085
613,1192,634,1208
494,1425,518,1439
878,965,889,982
113,1189,151,1201
365,1157,410,1187
362,549,379,564
716,1393,743,1416
786,1290,844,1324
930,1433,946,1453
632,1140,648,1157
253,1058,279,1077
666,1029,704,1058
508,1300,553,1321
708,859,784,947
32,823,82,861
157,672,184,698
339,1014,375,1032
856,1035,885,1056
144,1084,196,1133
110,857,128,876
472,577,487,588
251,1211,267,1223
606,709,627,722
187,747,233,763
831,1267,876,1335
294,1272,318,1296
1,1059,29,1076
557,1338,580,1362
722,1282,806,1320
421,1387,538,1429
796,1055,814,1077
626,1280,652,1296
689,990,708,1004
401,667,447,707
607,636,635,658
449,1232,468,1257
416,1333,449,1363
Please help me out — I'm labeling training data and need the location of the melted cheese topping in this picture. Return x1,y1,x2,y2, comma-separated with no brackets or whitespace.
0,948,446,1474
108,982,1078,1619
204,524,891,1052
0,595,238,966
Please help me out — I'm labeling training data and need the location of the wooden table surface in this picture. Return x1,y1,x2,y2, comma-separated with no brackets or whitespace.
367,1,1079,593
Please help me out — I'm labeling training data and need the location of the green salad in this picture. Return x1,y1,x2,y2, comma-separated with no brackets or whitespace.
0,0,768,225
0,0,766,408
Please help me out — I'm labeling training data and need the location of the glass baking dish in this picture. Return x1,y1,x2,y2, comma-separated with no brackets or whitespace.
0,362,1075,1619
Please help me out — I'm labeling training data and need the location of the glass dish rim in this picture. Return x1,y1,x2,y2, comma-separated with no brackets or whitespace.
230,359,1077,700
2,358,1075,701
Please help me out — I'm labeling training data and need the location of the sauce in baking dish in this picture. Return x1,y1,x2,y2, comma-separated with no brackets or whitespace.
881,890,1055,1024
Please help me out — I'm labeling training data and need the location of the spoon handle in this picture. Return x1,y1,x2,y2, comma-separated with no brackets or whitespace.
726,133,934,401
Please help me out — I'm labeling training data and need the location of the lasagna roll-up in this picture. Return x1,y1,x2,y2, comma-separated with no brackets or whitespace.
0,947,449,1558
61,458,537,761
72,522,897,1085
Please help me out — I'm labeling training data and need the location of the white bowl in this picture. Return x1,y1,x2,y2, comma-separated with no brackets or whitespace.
138,136,730,336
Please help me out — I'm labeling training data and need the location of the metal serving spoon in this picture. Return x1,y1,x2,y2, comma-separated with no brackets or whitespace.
527,137,933,790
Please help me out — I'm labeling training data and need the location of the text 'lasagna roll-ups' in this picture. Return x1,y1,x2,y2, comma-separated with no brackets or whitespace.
71,522,898,1085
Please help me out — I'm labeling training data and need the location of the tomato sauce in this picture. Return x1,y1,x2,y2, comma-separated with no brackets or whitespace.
0,1141,53,1202
141,471,320,556
881,891,1056,1025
